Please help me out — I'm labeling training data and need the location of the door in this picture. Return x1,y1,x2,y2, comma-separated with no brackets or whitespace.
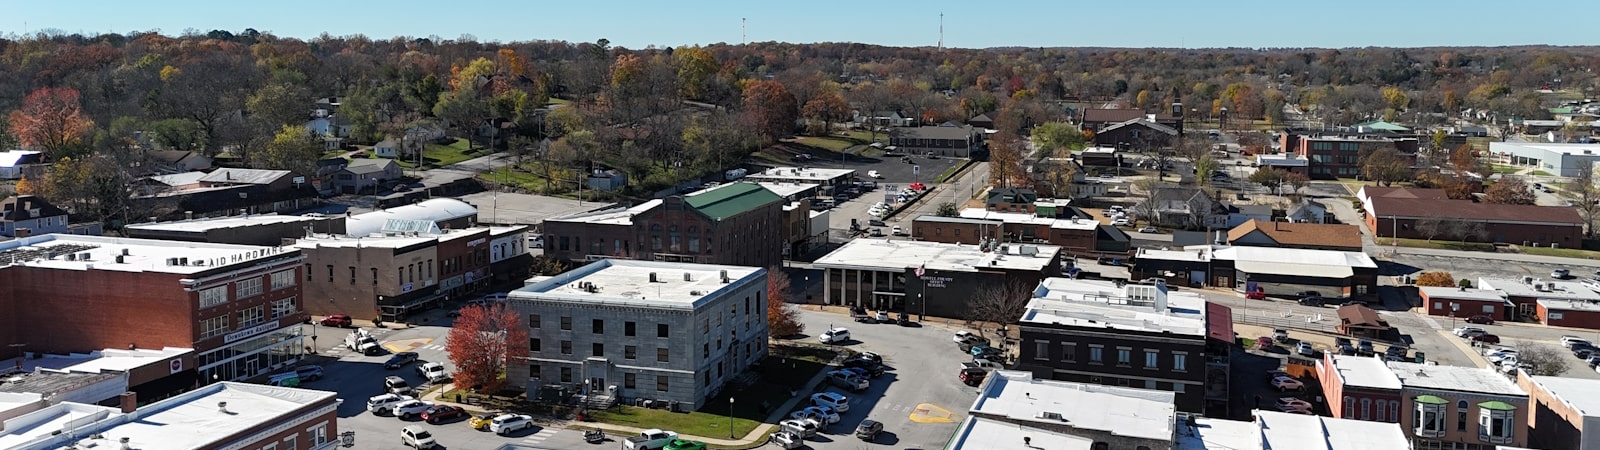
244,359,259,379
588,377,606,395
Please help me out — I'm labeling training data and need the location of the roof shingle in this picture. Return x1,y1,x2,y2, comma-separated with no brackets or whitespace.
1227,220,1363,250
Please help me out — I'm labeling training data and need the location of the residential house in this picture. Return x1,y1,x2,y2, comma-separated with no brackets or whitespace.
959,370,1178,450
986,187,1039,213
304,116,352,138
888,125,980,157
143,150,212,174
1361,186,1584,246
477,117,514,147
1287,200,1328,223
1388,361,1528,449
1136,187,1225,230
507,259,769,410
966,112,995,129
312,158,348,195
0,195,69,238
1317,354,1404,423
1223,204,1274,228
1336,304,1394,339
373,138,402,158
1517,374,1600,450
857,111,912,128
406,122,447,142
1030,157,1108,199
1079,147,1125,168
335,158,402,194
1013,277,1230,414
586,169,628,191
1225,220,1363,252
0,150,44,180
1093,118,1180,151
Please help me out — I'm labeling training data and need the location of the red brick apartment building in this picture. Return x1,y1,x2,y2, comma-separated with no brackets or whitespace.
0,234,307,383
1281,131,1419,179
1318,354,1404,422
542,183,786,268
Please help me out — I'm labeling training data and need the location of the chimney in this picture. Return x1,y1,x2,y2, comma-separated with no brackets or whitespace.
119,392,137,413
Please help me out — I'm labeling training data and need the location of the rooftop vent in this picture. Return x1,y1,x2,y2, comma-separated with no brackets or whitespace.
690,290,704,296
217,401,229,413
1036,411,1066,421
649,272,659,283
79,252,90,261
684,272,693,282
121,436,131,450
65,253,76,261
179,257,188,266
720,270,730,283
115,255,125,264
121,249,130,256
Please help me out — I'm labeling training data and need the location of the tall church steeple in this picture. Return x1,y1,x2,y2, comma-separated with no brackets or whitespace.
1171,88,1185,135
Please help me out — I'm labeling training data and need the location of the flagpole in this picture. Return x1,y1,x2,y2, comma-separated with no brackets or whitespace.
918,262,928,321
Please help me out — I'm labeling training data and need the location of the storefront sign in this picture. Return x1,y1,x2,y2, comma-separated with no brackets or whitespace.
402,282,414,292
223,322,281,344
467,238,486,246
923,276,955,288
170,359,183,374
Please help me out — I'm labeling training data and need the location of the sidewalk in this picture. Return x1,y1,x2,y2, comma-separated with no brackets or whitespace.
1386,245,1600,267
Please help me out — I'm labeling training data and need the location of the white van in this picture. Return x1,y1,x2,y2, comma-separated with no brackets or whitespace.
819,328,850,344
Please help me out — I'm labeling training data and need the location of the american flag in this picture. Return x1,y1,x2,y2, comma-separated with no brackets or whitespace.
915,264,926,277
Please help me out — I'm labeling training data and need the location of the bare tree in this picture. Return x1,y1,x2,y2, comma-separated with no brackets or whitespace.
1517,343,1570,376
1414,217,1444,241
1566,160,1600,238
968,280,1035,340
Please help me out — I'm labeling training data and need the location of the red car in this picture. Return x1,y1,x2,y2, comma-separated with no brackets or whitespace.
1466,315,1495,325
1245,290,1267,300
1470,334,1501,344
318,314,352,327
1256,336,1276,350
422,405,467,424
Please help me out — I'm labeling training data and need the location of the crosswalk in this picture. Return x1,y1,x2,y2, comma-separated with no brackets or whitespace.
421,343,445,351
521,428,559,446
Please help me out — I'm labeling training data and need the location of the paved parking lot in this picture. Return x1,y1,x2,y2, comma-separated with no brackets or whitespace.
752,308,981,449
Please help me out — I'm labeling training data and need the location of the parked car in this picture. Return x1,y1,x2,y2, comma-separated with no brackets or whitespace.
1554,268,1571,279
294,365,324,381
417,362,449,382
891,226,907,236
1465,315,1496,325
868,219,887,227
401,425,437,449
319,314,353,327
793,406,840,424
769,431,805,449
873,311,890,322
1562,336,1592,348
1276,397,1313,412
960,367,987,386
1453,327,1487,338
421,405,467,424
811,392,850,412
970,345,1001,358
867,170,882,179
780,419,819,439
854,419,884,441
468,413,496,430
384,375,413,395
1297,296,1324,307
385,352,420,369
842,358,884,376
1272,377,1305,391
1255,336,1276,350
489,414,535,435
392,400,434,420
1138,226,1159,233
1358,339,1374,354
663,440,708,450
1245,290,1267,300
1273,328,1290,343
1469,334,1501,344
1296,342,1316,356
366,393,414,415
819,328,851,344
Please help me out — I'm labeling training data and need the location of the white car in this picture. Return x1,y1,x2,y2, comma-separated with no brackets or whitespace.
366,393,414,415
401,425,437,449
489,413,535,435
811,392,849,412
803,405,841,424
1112,218,1130,226
1453,326,1486,337
769,431,805,449
417,362,449,382
891,226,907,236
819,328,851,344
1272,376,1305,391
391,400,434,420
867,170,882,179
1563,336,1592,348
1275,397,1313,412
953,330,977,344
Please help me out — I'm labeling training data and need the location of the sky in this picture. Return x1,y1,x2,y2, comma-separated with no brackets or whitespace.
1,1,1588,49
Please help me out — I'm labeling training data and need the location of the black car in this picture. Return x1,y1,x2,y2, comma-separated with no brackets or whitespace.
843,358,886,376
385,352,420,369
1297,296,1324,307
854,419,884,441
857,352,883,365
868,219,887,227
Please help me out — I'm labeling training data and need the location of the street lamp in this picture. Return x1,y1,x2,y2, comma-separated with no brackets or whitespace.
1451,303,1460,330
728,397,736,439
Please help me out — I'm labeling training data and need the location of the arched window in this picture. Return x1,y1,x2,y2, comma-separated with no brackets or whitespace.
1457,399,1469,431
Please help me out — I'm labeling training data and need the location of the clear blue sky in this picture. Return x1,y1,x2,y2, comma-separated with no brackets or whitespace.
2,1,1584,49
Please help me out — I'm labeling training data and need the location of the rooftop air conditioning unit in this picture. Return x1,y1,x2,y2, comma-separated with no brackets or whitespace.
684,272,693,282
1548,282,1558,291
65,254,76,261
78,253,90,261
649,272,659,283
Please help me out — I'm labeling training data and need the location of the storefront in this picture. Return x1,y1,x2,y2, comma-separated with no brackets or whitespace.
197,323,306,383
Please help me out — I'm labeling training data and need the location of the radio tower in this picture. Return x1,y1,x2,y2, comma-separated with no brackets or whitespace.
937,13,944,51
742,18,747,45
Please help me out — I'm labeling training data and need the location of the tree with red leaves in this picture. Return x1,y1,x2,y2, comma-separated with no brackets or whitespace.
742,80,797,144
446,302,529,394
7,87,93,161
766,269,803,338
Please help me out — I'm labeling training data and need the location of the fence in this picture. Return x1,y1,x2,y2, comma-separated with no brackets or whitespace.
1234,308,1336,334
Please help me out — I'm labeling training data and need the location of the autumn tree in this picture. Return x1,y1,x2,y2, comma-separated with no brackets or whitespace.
1248,167,1288,195
988,131,1028,188
801,92,850,136
1361,148,1413,187
766,269,804,338
1029,122,1086,155
8,87,94,161
446,302,529,393
1284,171,1310,196
1484,176,1536,205
742,80,798,144
258,125,322,176
1415,272,1456,287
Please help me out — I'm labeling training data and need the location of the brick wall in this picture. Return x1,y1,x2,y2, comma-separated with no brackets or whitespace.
1,267,194,356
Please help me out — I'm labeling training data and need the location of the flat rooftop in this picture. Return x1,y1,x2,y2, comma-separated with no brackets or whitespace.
1529,376,1600,417
1479,277,1600,301
1388,361,1524,396
971,371,1175,442
1022,278,1209,336
1539,299,1600,312
28,347,192,375
1327,354,1403,390
958,208,1098,230
0,371,120,395
1213,245,1376,278
125,214,326,233
1257,410,1410,450
547,200,662,226
1418,286,1511,303
0,234,298,274
945,416,1092,450
0,402,121,449
746,166,855,182
458,191,616,226
813,239,1061,273
1491,141,1600,156
23,382,336,450
294,233,436,249
512,259,764,310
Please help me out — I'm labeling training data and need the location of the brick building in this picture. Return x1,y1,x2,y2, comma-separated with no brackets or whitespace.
887,125,980,157
1517,374,1600,450
1280,131,1419,179
1478,276,1600,323
1389,361,1529,449
1081,108,1182,134
1361,186,1584,246
0,235,307,383
812,239,1062,318
1226,220,1363,252
1317,354,1403,422
133,168,321,221
911,216,1003,245
435,228,492,300
295,234,439,322
1092,117,1180,151
3,382,340,450
1418,286,1513,321
961,370,1178,449
542,183,786,268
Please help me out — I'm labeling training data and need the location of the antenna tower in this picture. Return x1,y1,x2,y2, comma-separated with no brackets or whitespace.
742,18,747,45
938,13,944,51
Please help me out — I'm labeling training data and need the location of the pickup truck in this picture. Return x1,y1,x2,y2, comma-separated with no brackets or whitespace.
345,330,381,355
623,429,679,450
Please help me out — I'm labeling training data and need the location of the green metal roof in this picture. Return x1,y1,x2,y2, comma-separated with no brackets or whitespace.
684,183,780,220
1479,401,1518,411
1415,395,1449,405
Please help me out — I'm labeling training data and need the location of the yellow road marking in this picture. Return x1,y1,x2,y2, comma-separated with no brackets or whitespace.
383,338,432,353
909,403,955,423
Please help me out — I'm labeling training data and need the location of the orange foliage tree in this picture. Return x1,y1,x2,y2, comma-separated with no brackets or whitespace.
1415,271,1456,287
7,87,93,160
741,80,798,144
446,302,529,393
766,269,804,337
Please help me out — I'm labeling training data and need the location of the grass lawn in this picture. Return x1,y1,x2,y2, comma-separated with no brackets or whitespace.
1376,237,1495,252
417,138,488,168
790,135,859,152
586,406,763,440
1491,164,1522,174
935,160,973,183
586,350,831,441
1532,170,1554,176
1520,246,1600,260
440,387,523,412
545,97,571,106
482,165,551,191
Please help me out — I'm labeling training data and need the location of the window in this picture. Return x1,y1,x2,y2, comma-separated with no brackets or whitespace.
625,345,637,359
271,270,296,290
238,306,265,327
199,286,228,309
592,343,604,357
560,367,572,382
309,423,328,445
1377,400,1388,422
371,267,378,285
1173,352,1188,372
1482,305,1495,314
1145,350,1159,369
625,321,636,337
270,297,297,319
1480,404,1516,444
1345,397,1356,416
625,373,636,389
1089,345,1104,364
263,443,277,450
1117,347,1131,367
703,343,710,358
530,338,542,352
1035,341,1050,360
592,319,604,334
530,364,540,378
201,316,229,338
1362,398,1372,420
560,341,572,355
657,347,669,362
658,324,669,337
327,265,333,282
657,375,669,392
1414,400,1447,438
529,314,541,328
350,266,357,285
1458,400,1469,431
560,316,572,330
1173,383,1185,393
304,264,311,281
283,435,298,450
1062,343,1077,363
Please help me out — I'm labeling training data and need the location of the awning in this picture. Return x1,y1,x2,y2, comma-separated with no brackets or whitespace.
1415,395,1449,405
1207,302,1235,342
1479,401,1518,411
1234,260,1353,278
